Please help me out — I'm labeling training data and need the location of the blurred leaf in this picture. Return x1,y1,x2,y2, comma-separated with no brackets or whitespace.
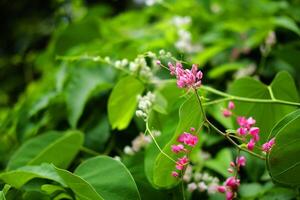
208,62,247,79
108,75,144,130
64,63,113,128
7,130,83,170
239,183,262,199
204,148,232,177
273,16,300,36
267,109,300,187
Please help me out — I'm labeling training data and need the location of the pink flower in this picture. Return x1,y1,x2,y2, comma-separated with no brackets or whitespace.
249,127,259,135
225,177,240,189
249,127,260,142
223,109,232,117
247,139,255,151
228,101,235,110
156,60,161,65
176,156,189,170
236,156,246,167
226,191,234,200
190,127,195,132
237,127,247,135
262,138,275,152
217,186,226,193
237,116,248,127
177,132,198,147
171,144,185,153
247,117,256,126
168,62,176,75
169,62,203,89
171,171,179,177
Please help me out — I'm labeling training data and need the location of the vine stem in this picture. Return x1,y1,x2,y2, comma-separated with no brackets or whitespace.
145,120,177,163
194,89,266,160
201,86,300,107
80,146,101,156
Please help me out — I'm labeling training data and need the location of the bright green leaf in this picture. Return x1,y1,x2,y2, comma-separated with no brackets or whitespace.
267,109,300,187
108,76,144,130
7,130,83,170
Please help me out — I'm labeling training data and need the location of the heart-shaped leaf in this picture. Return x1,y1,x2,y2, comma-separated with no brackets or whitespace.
267,109,300,187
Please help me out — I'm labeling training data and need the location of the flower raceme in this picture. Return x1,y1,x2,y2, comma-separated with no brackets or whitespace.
217,156,246,200
221,101,276,153
167,62,203,89
171,128,199,177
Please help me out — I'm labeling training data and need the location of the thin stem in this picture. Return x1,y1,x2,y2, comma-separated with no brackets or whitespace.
194,88,207,121
145,121,177,163
203,97,232,106
181,177,186,200
80,146,101,156
201,86,300,107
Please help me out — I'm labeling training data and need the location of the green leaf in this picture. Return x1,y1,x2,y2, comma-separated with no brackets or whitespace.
208,62,247,79
152,94,203,188
0,164,65,188
65,62,113,128
239,183,262,199
0,185,10,200
7,130,83,170
267,109,300,187
55,156,141,200
228,71,299,143
54,167,104,200
204,148,233,177
273,16,300,36
108,76,144,130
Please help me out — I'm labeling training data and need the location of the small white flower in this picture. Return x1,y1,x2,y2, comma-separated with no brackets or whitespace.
124,146,135,155
187,182,197,192
198,182,207,192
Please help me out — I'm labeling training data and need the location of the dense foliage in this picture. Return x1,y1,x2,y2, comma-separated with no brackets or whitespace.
0,0,300,199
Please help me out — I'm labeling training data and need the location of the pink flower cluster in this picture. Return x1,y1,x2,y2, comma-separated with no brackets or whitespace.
171,128,199,177
168,62,203,89
217,156,246,200
223,101,235,117
222,101,275,153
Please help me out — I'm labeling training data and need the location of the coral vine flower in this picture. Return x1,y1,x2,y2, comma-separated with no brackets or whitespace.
223,109,232,117
171,128,199,178
171,144,185,153
169,62,203,89
262,138,275,152
176,156,189,170
236,156,246,167
177,132,198,147
247,139,255,151
171,171,179,177
228,101,235,110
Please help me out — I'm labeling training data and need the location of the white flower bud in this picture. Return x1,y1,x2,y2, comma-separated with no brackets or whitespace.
124,146,134,155
198,182,207,192
187,182,197,192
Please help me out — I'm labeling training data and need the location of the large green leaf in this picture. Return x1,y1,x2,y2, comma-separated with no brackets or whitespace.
152,94,203,188
228,71,299,143
64,62,113,128
267,109,300,187
55,156,141,200
7,130,83,170
108,75,144,130
0,164,65,188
